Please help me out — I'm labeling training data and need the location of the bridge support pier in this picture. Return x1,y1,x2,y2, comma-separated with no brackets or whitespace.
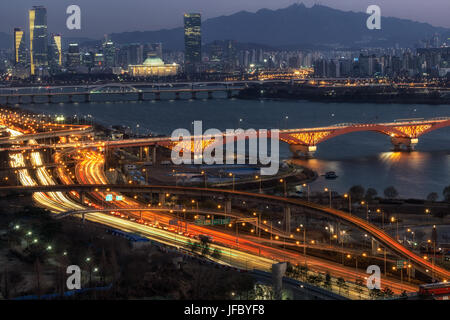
48,95,52,103
289,144,317,158
152,146,157,165
158,193,165,206
79,191,86,205
225,199,232,215
284,206,291,233
391,137,418,152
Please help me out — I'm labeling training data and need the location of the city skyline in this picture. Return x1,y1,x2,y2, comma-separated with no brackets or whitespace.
0,1,449,38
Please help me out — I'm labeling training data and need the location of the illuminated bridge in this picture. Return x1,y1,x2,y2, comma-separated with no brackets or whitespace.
0,82,254,104
2,117,450,157
1,184,449,281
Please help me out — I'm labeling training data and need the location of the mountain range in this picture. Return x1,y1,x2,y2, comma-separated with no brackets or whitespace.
1,4,449,50
108,4,449,50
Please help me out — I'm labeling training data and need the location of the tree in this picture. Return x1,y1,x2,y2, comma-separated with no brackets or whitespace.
384,186,399,199
382,287,394,298
365,188,378,202
355,278,365,299
211,248,222,260
427,192,439,202
187,240,199,253
349,185,365,202
443,186,450,202
336,277,346,295
369,288,381,299
199,235,211,256
324,272,332,290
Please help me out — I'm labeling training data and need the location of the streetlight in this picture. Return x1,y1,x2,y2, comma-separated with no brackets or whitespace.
201,170,207,188
361,201,369,221
229,173,235,191
280,179,287,197
344,193,351,214
377,208,385,229
324,187,331,208
391,216,399,241
255,175,262,193
302,183,310,202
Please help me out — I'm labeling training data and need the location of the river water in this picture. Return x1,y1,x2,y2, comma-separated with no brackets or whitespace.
15,94,450,199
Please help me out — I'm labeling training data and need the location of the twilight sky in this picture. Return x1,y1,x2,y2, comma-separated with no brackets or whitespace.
2,0,449,38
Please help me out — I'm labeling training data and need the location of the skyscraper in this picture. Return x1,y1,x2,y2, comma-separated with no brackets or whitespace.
29,6,48,75
67,43,81,72
49,34,62,73
13,28,27,66
184,13,202,74
103,40,116,68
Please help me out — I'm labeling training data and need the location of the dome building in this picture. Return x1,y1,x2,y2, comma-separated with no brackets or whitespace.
128,54,179,77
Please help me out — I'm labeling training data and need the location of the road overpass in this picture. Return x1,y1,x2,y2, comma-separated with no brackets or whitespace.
2,184,449,281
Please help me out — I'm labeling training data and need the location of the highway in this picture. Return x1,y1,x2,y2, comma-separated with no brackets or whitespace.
3,110,442,297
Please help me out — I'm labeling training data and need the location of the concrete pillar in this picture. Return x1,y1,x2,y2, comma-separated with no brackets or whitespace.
84,94,90,103
152,146,157,165
272,262,287,300
158,193,165,205
155,92,161,101
68,95,73,103
227,90,232,99
208,91,213,99
48,95,52,103
225,199,232,214
175,92,180,100
30,95,35,104
284,206,291,233
138,92,144,101
79,191,86,205
391,137,418,152
289,144,317,158
191,91,197,99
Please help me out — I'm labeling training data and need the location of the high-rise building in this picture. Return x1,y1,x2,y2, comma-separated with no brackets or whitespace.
29,6,48,75
184,13,202,74
49,34,62,73
13,28,27,66
102,40,116,67
66,43,81,71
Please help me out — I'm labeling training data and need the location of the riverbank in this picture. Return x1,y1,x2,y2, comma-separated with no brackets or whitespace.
238,83,450,105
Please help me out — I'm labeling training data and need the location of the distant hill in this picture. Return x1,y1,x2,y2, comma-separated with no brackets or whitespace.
0,4,448,50
109,4,450,50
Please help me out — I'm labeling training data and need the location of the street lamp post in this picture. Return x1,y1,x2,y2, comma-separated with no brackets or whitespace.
302,183,310,202
229,173,235,191
377,208,384,229
344,193,351,214
255,175,262,193
361,201,369,221
324,188,331,208
280,179,287,197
